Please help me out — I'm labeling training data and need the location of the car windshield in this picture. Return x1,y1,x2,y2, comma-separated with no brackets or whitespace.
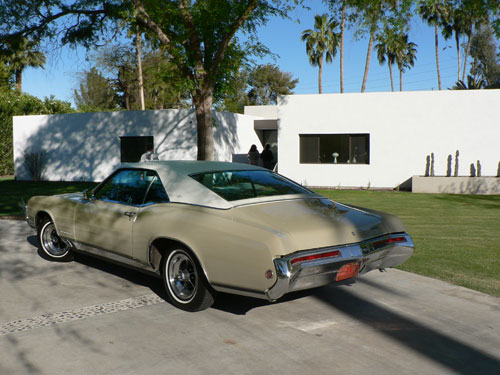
190,170,312,202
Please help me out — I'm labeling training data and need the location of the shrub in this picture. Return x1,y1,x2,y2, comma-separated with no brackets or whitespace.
23,150,48,181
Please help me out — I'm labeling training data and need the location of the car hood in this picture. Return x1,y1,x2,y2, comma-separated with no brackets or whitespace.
231,198,406,253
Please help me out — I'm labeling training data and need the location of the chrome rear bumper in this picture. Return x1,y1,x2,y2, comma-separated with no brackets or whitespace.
266,233,414,301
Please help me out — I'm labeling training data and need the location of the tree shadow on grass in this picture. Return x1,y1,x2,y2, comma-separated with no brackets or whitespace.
432,194,500,210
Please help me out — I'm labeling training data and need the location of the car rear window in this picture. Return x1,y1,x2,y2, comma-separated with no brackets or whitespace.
190,170,312,202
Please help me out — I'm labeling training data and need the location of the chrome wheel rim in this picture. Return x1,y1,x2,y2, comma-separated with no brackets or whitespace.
41,222,68,257
167,251,198,303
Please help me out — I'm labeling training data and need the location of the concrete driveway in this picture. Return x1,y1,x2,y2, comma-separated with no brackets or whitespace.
1,219,499,375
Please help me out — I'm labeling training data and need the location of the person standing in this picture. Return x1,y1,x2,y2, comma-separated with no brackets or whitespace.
260,144,274,169
247,144,260,166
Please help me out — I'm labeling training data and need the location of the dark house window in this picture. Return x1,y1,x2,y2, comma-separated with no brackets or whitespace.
120,136,154,162
299,134,370,164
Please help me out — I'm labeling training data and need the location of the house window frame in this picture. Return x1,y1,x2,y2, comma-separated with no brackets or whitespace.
299,133,370,165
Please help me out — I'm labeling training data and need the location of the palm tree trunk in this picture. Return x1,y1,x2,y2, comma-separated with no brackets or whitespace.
15,68,22,93
462,34,472,81
361,28,375,93
435,24,442,90
318,57,323,94
136,26,145,110
389,62,394,92
455,31,461,83
399,68,403,91
340,2,346,93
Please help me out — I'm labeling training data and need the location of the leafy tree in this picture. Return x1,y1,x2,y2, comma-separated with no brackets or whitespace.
218,64,298,113
74,67,118,111
469,24,500,88
301,14,339,94
0,62,13,91
0,0,302,161
94,45,191,110
0,89,74,175
219,68,250,114
247,64,298,105
418,0,452,90
0,37,46,92
459,0,497,81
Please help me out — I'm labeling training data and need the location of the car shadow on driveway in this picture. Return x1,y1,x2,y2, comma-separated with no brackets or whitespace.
314,286,500,375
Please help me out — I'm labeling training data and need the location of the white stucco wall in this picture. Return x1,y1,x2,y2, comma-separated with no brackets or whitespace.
243,105,278,119
277,90,500,188
13,109,261,181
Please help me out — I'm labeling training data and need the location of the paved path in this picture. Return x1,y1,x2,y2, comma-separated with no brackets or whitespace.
1,220,499,375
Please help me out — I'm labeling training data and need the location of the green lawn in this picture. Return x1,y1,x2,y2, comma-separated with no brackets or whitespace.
0,177,97,217
316,189,500,297
1,177,499,297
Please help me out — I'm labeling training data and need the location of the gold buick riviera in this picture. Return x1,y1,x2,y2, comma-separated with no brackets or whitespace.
26,161,414,311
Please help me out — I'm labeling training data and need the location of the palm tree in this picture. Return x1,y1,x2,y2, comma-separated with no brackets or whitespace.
375,28,398,92
451,75,486,90
0,37,46,93
394,34,418,91
301,14,339,94
359,0,385,93
441,6,467,82
418,0,450,90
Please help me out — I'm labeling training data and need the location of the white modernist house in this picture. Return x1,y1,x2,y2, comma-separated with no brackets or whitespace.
13,89,500,188
276,89,500,189
13,109,262,181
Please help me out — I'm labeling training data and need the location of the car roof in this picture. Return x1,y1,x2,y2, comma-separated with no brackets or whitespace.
119,161,265,209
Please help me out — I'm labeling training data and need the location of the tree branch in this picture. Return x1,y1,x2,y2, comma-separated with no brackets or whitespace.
178,0,204,74
133,0,171,45
207,0,259,84
0,8,108,41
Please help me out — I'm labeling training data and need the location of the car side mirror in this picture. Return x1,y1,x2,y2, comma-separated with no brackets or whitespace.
82,189,95,202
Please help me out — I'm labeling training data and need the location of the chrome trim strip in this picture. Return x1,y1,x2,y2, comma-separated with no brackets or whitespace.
266,233,414,301
211,283,267,300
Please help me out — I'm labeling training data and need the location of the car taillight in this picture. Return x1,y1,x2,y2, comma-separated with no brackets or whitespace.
372,236,406,249
336,262,360,281
291,250,340,265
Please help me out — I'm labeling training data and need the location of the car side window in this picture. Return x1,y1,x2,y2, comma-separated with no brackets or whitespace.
144,176,170,204
94,169,151,206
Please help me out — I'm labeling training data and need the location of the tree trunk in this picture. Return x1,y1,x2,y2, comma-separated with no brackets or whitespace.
15,68,22,92
361,28,375,93
194,89,215,160
455,31,461,83
340,2,346,93
136,27,145,110
399,68,403,91
435,24,442,90
462,34,472,81
389,62,394,92
125,84,131,110
318,57,323,94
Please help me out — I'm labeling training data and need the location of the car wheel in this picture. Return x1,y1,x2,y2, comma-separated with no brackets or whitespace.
162,247,215,312
37,218,73,261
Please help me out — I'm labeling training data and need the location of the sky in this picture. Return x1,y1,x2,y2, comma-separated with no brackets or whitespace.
21,2,465,107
